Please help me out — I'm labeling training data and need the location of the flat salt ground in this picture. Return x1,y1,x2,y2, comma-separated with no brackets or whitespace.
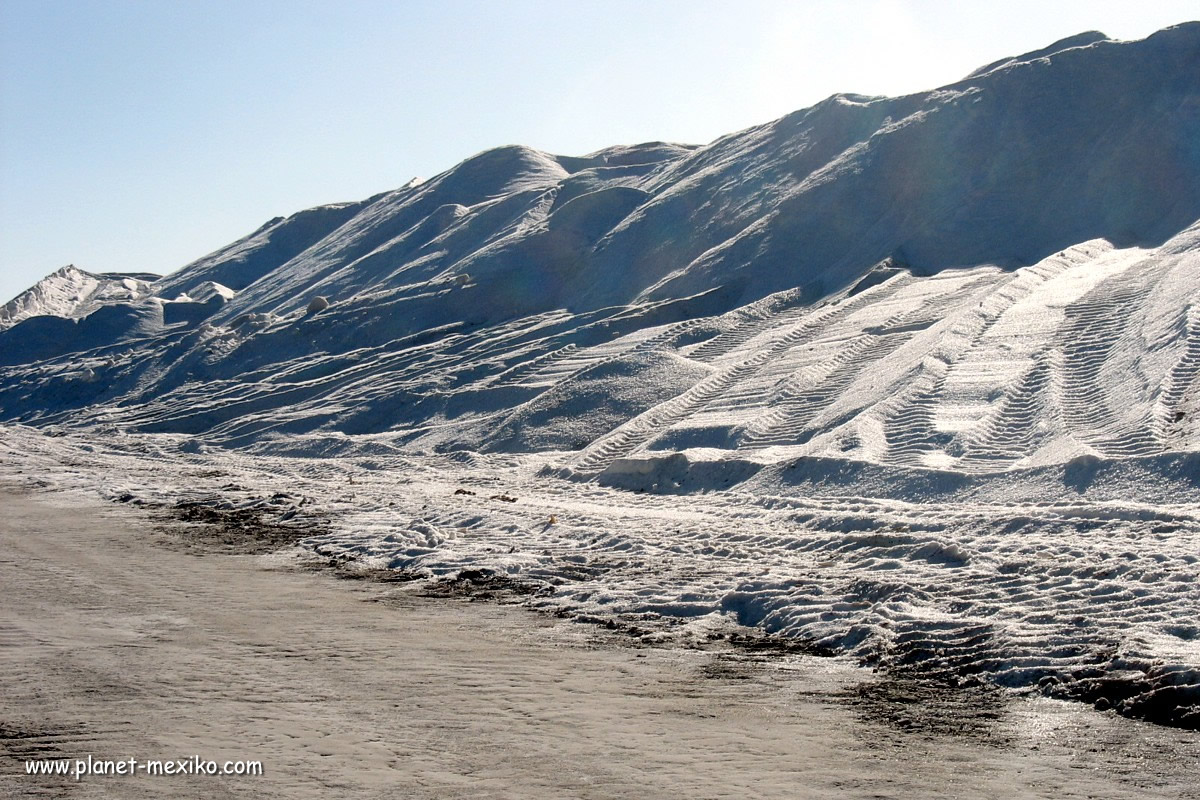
2,486,1199,800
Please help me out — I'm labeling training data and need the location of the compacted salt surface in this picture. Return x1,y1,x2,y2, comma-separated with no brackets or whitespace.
1,485,1198,799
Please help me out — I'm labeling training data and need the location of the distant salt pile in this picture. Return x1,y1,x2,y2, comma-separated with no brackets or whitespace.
0,265,158,331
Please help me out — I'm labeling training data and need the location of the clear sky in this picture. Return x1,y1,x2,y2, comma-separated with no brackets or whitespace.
2,0,1197,304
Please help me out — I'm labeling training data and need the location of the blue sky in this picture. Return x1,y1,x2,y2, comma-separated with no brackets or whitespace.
2,0,1197,303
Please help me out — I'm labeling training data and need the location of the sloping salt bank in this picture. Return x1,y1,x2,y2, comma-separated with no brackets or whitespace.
6,227,1200,486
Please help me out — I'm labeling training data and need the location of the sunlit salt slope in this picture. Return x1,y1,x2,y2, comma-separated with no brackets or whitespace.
2,23,1200,502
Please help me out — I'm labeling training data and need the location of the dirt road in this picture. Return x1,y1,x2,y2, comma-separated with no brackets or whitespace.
2,485,1197,799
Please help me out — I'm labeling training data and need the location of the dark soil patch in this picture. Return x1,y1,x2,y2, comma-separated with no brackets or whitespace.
1044,672,1200,731
722,629,835,659
844,678,1011,744
691,629,835,680
327,565,426,584
421,568,554,601
154,501,326,555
